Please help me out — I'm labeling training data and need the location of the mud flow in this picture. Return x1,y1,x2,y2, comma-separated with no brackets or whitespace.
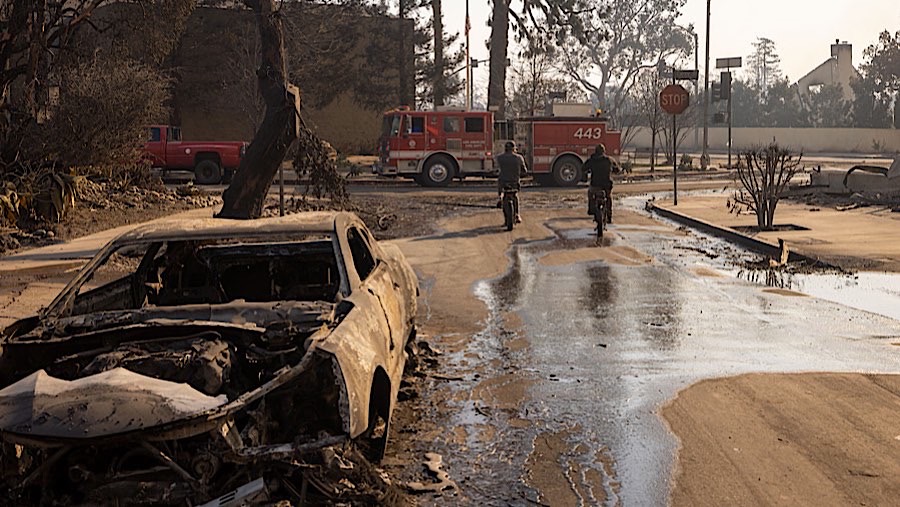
404,201,900,506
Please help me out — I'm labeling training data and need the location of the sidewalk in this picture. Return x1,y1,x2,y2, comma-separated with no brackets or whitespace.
0,206,216,274
654,192,900,271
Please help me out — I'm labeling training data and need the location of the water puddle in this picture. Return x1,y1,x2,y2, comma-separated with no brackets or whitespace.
621,194,900,323
731,269,900,322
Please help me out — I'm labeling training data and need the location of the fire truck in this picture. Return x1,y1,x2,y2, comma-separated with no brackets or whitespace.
376,105,621,187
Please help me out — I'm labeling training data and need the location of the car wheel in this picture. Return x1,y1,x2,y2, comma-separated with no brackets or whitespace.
360,373,392,462
194,159,223,185
420,155,455,187
551,156,582,187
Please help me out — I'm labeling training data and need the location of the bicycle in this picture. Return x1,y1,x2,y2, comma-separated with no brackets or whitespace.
589,188,609,241
500,185,520,231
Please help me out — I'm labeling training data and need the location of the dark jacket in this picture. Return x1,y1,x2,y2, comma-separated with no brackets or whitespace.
496,151,528,187
583,153,613,190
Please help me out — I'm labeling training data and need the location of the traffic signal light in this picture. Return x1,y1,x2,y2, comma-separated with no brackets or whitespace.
720,71,732,100
711,82,722,102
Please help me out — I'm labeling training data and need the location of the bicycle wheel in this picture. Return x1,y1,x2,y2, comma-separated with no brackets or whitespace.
503,196,514,231
595,202,604,239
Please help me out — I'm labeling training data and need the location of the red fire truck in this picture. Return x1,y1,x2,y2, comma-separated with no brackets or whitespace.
376,106,621,187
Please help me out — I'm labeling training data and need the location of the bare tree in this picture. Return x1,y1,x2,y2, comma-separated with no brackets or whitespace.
628,68,667,171
1,0,195,174
507,42,583,118
557,0,692,124
221,22,265,134
1,0,110,170
730,144,803,231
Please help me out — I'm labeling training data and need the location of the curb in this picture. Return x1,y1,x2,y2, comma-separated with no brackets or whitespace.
647,203,835,268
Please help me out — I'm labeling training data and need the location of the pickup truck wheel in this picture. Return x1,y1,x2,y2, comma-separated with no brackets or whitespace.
552,156,583,187
194,160,223,185
420,155,455,187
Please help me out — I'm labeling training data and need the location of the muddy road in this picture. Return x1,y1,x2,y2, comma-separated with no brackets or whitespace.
387,195,900,506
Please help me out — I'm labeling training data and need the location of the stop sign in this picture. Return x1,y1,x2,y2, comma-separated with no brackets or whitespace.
660,84,690,115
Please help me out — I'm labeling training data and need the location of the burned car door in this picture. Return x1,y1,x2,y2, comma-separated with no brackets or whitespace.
316,226,400,442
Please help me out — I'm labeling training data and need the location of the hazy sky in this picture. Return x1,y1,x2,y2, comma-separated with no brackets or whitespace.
443,1,900,87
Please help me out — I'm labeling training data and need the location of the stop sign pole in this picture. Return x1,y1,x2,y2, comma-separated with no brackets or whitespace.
660,73,693,205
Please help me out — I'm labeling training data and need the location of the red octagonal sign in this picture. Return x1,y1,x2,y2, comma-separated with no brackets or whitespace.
660,84,690,115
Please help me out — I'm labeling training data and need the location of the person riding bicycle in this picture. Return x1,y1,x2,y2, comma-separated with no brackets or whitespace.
496,141,528,223
582,144,615,223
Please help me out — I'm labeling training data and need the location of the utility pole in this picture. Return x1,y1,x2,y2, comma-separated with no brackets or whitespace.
701,0,711,170
672,70,678,205
465,0,471,110
693,32,700,152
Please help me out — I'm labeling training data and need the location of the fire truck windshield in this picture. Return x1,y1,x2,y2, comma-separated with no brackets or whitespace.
382,115,401,138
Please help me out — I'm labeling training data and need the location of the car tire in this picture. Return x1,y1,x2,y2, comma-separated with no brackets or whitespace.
551,156,582,187
361,398,391,462
194,159,223,185
420,155,455,187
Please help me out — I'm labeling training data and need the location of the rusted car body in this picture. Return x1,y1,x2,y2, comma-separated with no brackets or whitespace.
0,212,417,505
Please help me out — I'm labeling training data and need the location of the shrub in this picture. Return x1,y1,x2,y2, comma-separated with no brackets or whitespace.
728,143,803,231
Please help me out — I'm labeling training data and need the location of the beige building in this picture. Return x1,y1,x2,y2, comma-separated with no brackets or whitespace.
796,40,861,101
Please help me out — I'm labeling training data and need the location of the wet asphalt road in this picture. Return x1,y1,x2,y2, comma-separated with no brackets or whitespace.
428,200,900,506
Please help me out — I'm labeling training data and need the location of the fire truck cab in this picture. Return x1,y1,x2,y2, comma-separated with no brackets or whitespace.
376,106,621,187
377,107,494,186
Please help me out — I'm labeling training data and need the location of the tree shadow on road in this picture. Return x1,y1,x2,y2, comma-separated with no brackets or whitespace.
410,224,510,242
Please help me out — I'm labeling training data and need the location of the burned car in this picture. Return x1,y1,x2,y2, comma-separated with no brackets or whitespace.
0,212,417,505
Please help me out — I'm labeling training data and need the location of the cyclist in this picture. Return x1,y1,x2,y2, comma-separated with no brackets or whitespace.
496,141,528,223
582,144,615,223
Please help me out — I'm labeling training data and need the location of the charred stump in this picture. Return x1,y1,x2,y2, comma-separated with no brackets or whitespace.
218,0,299,220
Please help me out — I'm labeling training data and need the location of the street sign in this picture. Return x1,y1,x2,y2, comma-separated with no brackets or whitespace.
660,84,690,115
716,57,742,69
674,69,699,81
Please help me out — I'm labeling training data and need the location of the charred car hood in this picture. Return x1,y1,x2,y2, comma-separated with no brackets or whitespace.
0,368,226,440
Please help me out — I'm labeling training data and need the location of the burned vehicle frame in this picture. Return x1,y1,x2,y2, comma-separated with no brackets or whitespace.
0,212,418,505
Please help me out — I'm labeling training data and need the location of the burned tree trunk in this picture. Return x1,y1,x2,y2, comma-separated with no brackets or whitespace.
218,0,300,219
488,0,510,117
432,0,444,107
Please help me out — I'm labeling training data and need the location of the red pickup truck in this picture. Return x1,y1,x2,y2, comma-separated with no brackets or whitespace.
144,125,247,184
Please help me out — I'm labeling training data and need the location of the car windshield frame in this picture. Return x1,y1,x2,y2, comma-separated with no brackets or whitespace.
44,230,350,319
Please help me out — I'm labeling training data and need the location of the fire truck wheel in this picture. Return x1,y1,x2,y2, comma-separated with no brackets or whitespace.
421,155,456,187
551,156,582,187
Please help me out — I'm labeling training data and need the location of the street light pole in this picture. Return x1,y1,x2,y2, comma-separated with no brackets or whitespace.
701,0,711,170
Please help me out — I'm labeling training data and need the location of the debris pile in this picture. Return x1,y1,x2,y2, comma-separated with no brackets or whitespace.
0,180,221,255
77,179,220,211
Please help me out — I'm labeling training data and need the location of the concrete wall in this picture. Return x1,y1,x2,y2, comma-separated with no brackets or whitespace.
624,127,900,154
